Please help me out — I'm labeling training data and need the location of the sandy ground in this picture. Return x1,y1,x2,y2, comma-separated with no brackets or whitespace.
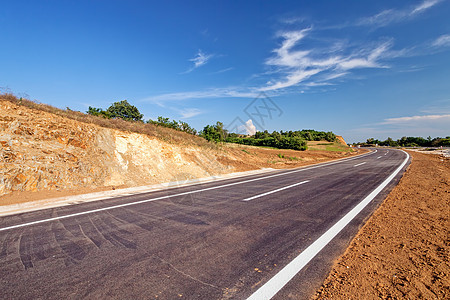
313,150,449,299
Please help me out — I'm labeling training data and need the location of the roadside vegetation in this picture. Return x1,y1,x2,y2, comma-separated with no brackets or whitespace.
355,136,450,147
1,91,339,151
0,93,210,148
199,121,337,151
308,141,353,152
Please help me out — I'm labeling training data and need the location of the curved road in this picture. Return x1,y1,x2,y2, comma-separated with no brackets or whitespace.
0,148,409,299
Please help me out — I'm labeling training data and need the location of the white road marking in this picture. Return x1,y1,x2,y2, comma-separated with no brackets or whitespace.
243,181,309,201
377,156,382,159
354,162,366,167
246,150,410,300
0,150,376,232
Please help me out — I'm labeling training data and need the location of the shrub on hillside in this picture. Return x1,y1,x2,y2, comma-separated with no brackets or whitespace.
147,116,197,135
87,100,143,122
106,100,143,122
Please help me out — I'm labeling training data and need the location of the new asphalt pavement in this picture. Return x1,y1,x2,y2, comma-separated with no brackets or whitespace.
0,148,410,299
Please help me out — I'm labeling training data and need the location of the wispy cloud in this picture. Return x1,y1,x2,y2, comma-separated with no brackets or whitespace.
177,108,203,119
347,112,450,142
381,114,450,125
433,34,450,47
411,0,441,14
260,29,392,91
358,0,441,27
147,1,443,102
182,50,213,74
280,16,305,25
210,67,234,75
144,87,259,103
420,99,450,114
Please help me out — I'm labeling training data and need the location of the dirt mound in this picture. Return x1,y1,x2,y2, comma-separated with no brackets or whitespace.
336,135,347,145
314,151,449,299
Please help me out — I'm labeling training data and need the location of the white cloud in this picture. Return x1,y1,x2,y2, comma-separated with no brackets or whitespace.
178,108,203,119
146,2,441,102
433,34,450,47
260,68,322,91
280,16,305,25
266,29,311,68
238,119,257,135
346,113,450,142
381,114,450,125
358,0,441,27
411,0,441,14
210,67,234,74
182,50,213,73
260,29,392,91
144,87,258,103
337,42,391,70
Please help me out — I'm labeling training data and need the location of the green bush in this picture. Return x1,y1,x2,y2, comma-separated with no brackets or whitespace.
87,100,143,122
147,116,197,135
106,100,143,122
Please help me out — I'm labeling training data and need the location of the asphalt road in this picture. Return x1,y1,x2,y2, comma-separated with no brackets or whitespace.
0,148,409,299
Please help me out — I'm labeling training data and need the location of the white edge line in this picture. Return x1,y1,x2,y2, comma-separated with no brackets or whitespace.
354,162,366,167
0,151,376,232
246,150,410,300
243,181,309,201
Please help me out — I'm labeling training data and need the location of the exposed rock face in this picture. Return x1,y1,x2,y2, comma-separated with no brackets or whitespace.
0,102,231,196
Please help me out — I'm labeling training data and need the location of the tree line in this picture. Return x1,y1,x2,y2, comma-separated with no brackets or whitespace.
87,100,337,151
198,122,337,151
356,136,450,147
88,101,197,135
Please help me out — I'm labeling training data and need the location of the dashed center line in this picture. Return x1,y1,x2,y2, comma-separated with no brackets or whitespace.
377,156,382,159
243,181,309,201
354,162,367,167
246,150,410,300
0,151,375,232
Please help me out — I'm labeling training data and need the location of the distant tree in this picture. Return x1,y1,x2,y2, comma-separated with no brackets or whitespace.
147,116,197,135
200,121,227,142
179,121,197,135
106,100,143,122
87,106,111,119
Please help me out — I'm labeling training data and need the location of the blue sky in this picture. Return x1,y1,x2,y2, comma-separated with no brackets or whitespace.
1,0,449,143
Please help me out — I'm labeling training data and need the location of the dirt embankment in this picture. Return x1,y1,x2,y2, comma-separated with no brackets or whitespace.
0,99,361,205
314,151,449,299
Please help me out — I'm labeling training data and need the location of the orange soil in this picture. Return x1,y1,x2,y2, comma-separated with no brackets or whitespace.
314,151,449,299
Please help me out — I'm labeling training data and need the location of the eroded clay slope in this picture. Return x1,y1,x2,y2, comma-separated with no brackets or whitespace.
0,101,231,196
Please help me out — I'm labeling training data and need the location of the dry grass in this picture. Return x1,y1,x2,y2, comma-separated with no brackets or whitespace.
0,93,216,149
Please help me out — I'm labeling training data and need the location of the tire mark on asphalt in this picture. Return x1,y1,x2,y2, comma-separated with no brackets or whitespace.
52,221,86,263
0,232,8,259
93,216,137,249
86,215,104,248
18,230,33,269
78,223,101,249
108,208,154,232
31,225,55,262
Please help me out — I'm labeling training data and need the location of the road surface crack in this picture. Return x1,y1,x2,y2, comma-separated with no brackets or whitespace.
154,254,222,290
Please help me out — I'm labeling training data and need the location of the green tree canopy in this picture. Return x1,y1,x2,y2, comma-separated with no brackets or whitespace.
106,100,143,121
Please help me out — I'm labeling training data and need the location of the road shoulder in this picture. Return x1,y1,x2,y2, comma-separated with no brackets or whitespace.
313,150,449,299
